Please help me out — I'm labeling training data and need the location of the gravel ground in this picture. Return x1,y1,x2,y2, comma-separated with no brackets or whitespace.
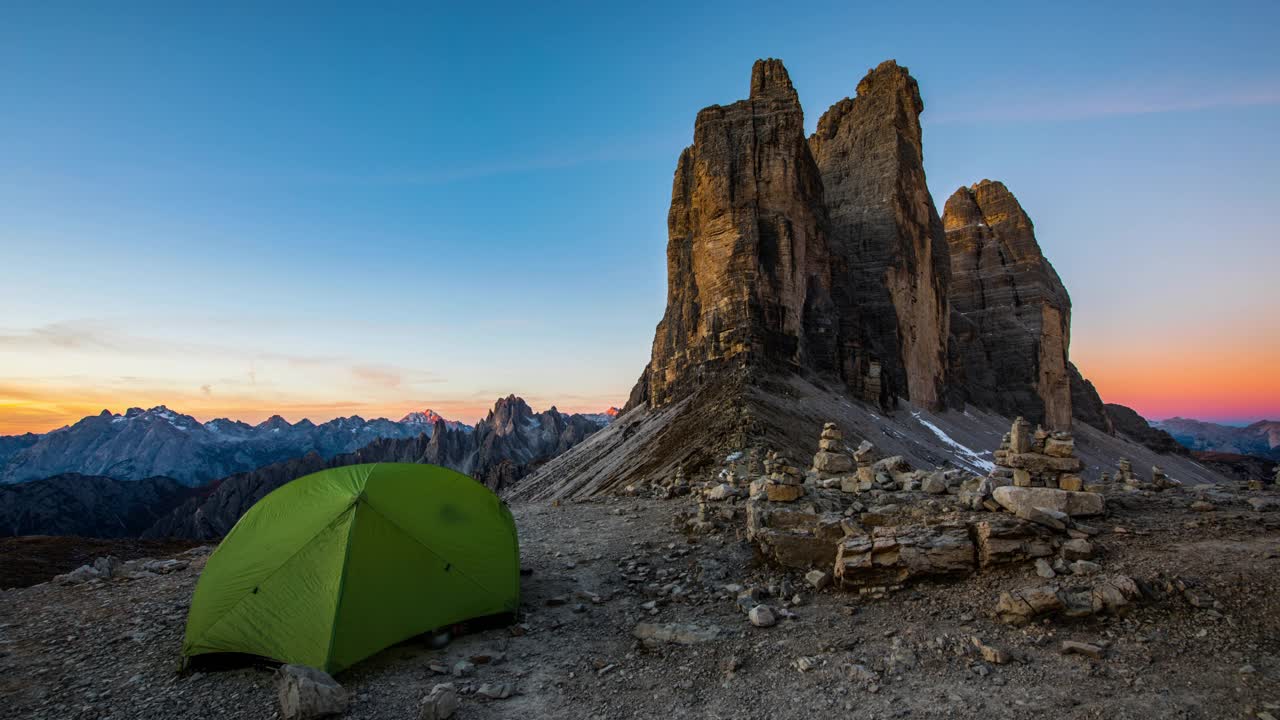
2,488,1280,720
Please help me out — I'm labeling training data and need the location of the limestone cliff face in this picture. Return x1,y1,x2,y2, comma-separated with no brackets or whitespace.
808,61,951,409
634,59,836,408
1069,362,1114,435
943,180,1072,429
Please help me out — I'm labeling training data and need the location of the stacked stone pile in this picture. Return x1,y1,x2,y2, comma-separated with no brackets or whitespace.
1149,465,1178,490
745,498,845,569
760,451,806,503
1116,458,1134,484
991,416,1083,490
1113,458,1179,492
833,523,974,594
654,467,691,500
810,423,853,478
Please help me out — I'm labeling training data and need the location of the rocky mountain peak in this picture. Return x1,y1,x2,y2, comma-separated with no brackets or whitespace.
944,179,1072,428
257,415,292,431
749,58,799,103
809,60,950,409
631,58,835,410
487,395,535,435
854,60,922,115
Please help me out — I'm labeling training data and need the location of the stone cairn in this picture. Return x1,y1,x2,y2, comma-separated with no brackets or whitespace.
760,451,805,503
990,417,1082,490
1116,458,1136,486
1114,459,1178,492
811,422,854,477
654,466,691,500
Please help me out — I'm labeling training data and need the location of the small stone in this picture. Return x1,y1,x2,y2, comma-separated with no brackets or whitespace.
793,656,820,672
632,622,723,646
451,660,475,677
1058,475,1083,492
846,663,878,683
1061,539,1095,561
1189,500,1215,512
766,484,805,502
706,483,737,501
419,683,458,720
1183,587,1217,609
1060,641,1105,660
276,665,348,720
476,682,515,700
1034,558,1056,578
1248,497,1280,512
971,637,1010,665
1069,560,1101,575
804,570,832,591
748,604,778,628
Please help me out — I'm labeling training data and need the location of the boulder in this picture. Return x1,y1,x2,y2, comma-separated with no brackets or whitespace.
1061,641,1105,660
852,441,879,465
1058,475,1083,492
419,684,458,720
995,586,1064,625
1248,497,1280,512
993,486,1104,517
921,472,948,495
835,523,974,589
1061,539,1095,561
476,682,515,700
997,576,1142,625
748,604,778,628
747,502,845,569
92,556,121,579
276,665,348,720
705,483,737,501
766,484,805,503
805,569,832,591
971,518,1053,568
1004,453,1083,474
632,623,723,646
812,451,853,474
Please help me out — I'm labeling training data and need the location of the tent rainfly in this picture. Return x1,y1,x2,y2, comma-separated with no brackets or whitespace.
182,463,519,673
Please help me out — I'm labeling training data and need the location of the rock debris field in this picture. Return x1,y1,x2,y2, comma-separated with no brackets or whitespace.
2,487,1280,720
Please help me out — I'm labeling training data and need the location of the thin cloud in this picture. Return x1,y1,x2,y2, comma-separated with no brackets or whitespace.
928,86,1280,125
1,320,445,386
301,136,673,187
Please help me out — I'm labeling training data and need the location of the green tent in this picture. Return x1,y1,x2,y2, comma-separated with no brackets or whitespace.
182,463,519,673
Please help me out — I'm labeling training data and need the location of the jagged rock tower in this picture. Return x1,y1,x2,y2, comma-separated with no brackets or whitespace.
808,61,951,410
943,180,1072,429
631,59,837,409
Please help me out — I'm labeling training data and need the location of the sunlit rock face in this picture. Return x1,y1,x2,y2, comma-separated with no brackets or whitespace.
943,180,1072,429
633,59,837,408
809,60,952,410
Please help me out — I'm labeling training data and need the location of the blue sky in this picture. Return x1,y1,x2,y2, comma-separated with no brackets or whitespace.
1,1,1278,432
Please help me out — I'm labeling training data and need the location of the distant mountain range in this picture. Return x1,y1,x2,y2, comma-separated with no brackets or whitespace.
0,405,475,486
1154,418,1280,462
0,395,615,539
